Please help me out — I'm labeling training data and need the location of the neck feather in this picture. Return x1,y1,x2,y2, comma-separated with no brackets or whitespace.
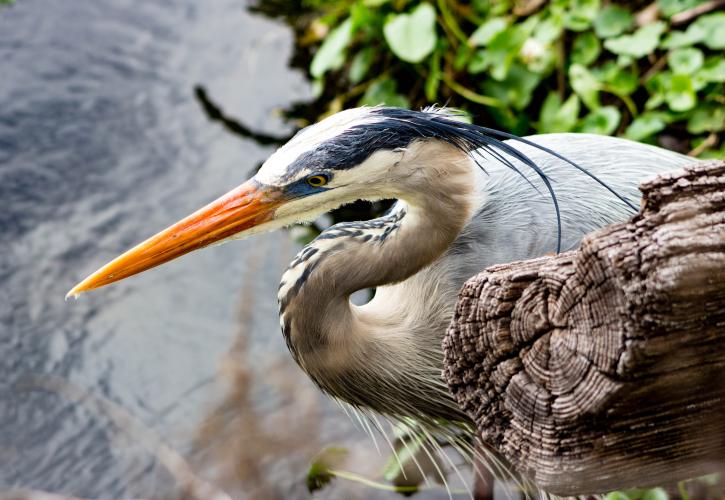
277,142,476,420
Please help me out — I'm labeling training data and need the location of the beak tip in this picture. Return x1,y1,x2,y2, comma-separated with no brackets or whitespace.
65,282,87,301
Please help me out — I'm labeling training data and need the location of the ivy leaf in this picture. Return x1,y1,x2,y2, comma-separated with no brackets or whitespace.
593,6,633,38
641,487,669,500
359,78,410,108
564,0,600,31
307,447,348,493
604,22,666,58
570,63,601,110
691,12,725,50
668,47,704,74
481,64,541,110
310,18,354,78
604,493,632,500
658,0,706,17
537,92,580,133
662,24,706,49
383,3,437,63
697,56,725,82
625,112,669,141
644,72,668,109
665,73,696,112
594,62,638,96
310,18,352,78
578,106,621,135
469,17,507,46
485,20,535,80
468,49,491,74
534,16,563,44
349,47,375,84
454,43,472,71
688,105,725,134
572,32,601,66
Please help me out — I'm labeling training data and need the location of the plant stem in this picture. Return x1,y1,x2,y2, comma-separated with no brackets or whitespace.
688,132,717,157
437,0,468,45
442,74,503,107
677,480,691,500
329,469,466,494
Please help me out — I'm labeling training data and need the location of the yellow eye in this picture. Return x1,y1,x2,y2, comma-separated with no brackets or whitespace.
306,175,328,187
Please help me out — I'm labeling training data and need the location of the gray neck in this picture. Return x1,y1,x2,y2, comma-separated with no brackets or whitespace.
277,142,477,421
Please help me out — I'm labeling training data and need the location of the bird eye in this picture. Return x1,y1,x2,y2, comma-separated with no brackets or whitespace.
306,174,329,187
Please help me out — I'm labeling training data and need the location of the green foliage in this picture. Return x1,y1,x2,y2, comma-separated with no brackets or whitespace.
383,3,438,63
604,487,669,500
306,446,348,492
304,0,723,160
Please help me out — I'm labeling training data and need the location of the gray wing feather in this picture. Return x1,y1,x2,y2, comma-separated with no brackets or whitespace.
446,133,693,286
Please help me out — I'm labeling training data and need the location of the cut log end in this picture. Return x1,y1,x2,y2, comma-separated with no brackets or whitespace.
443,160,725,495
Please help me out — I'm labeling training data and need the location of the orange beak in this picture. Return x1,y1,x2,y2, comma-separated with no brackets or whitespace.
66,180,282,298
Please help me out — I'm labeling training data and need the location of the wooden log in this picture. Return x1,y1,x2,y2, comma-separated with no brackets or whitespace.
443,160,725,496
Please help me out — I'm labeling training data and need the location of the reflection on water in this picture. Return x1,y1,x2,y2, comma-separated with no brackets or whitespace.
0,0,462,498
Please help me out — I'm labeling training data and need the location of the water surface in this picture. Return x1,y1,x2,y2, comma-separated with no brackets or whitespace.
0,1,470,498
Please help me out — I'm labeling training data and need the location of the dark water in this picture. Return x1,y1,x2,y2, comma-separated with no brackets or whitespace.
0,1,470,498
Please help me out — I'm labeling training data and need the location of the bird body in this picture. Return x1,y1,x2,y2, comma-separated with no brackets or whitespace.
277,131,691,426
68,106,693,433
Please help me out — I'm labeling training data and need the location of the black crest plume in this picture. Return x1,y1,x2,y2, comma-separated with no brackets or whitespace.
366,107,636,253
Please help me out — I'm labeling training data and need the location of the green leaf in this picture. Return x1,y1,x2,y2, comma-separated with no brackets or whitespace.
537,92,580,133
595,62,639,96
349,47,375,84
469,17,507,46
644,72,667,110
359,78,410,108
688,105,725,134
310,18,354,78
691,12,725,50
481,64,541,110
454,43,472,71
604,22,666,58
468,49,491,74
665,73,696,111
572,32,601,66
668,47,704,74
307,447,348,493
658,0,706,18
534,15,563,44
697,56,725,82
641,487,669,500
662,24,706,49
484,22,533,80
564,0,600,31
350,2,375,30
570,63,601,110
593,6,634,38
383,3,437,63
625,112,669,140
604,492,632,500
578,106,621,135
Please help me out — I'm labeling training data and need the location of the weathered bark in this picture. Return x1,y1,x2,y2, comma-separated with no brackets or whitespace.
443,160,725,495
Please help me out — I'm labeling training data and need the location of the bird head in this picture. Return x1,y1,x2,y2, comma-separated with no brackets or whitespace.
66,106,482,298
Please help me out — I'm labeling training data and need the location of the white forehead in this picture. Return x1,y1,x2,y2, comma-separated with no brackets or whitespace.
256,107,381,185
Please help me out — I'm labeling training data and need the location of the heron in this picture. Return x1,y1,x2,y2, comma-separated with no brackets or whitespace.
67,106,692,479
